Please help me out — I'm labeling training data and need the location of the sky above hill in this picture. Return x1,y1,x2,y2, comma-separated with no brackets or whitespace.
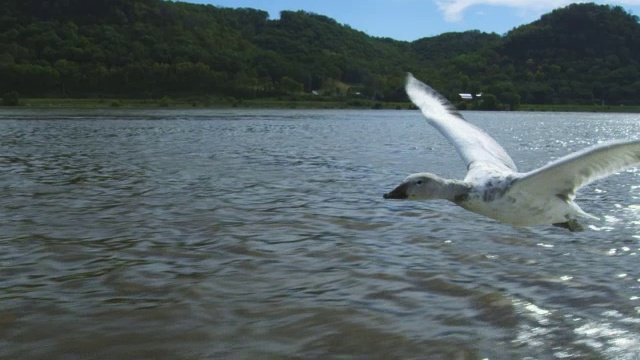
189,0,640,41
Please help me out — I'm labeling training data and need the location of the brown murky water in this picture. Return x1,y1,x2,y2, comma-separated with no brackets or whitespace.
1,109,639,359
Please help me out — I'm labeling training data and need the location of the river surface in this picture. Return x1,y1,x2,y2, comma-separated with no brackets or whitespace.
1,108,640,359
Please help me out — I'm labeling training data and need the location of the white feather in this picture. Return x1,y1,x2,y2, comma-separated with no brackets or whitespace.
405,73,517,180
513,140,640,200
386,73,640,230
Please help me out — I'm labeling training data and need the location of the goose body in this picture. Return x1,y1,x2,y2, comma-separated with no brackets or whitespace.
384,74,640,231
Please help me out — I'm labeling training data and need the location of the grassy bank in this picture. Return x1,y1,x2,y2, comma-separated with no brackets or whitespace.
7,96,412,110
3,97,640,113
518,103,640,113
18,97,226,109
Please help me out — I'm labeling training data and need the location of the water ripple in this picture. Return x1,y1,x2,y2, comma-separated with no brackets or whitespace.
0,109,639,358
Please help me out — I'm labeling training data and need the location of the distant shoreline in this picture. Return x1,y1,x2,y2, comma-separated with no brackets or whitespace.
3,98,640,113
2,97,409,111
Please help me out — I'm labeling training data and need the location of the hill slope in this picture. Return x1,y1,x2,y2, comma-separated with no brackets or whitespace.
1,1,639,106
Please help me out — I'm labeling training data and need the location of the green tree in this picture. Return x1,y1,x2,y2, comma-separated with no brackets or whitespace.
499,92,520,110
277,76,303,94
479,94,499,110
2,91,19,106
2,0,640,106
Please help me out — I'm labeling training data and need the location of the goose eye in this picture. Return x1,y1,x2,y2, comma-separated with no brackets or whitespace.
417,180,423,185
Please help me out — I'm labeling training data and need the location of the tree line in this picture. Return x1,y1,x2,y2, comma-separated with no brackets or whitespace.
2,1,640,107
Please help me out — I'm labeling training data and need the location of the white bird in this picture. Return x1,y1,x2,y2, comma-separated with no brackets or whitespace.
383,73,640,231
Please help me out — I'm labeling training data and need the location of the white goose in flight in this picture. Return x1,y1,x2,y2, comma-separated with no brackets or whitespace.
384,73,640,231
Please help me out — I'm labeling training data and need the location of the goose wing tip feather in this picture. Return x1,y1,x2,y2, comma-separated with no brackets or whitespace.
404,73,518,174
405,73,463,120
514,139,640,199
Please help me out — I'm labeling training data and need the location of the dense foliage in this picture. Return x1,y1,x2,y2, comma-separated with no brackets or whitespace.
2,1,640,106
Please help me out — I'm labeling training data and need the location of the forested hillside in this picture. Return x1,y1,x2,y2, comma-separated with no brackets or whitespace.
1,0,640,107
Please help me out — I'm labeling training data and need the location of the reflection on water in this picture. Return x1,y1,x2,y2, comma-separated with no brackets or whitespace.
0,109,639,358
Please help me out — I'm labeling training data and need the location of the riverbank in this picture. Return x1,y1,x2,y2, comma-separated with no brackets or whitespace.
518,103,640,113
4,97,412,110
3,97,640,113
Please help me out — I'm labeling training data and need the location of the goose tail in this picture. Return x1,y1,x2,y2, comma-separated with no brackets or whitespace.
572,202,600,220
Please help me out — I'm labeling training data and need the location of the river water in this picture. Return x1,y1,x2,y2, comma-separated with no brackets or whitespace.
1,108,639,359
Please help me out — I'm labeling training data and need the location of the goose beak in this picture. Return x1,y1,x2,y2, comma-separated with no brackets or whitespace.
383,183,408,199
